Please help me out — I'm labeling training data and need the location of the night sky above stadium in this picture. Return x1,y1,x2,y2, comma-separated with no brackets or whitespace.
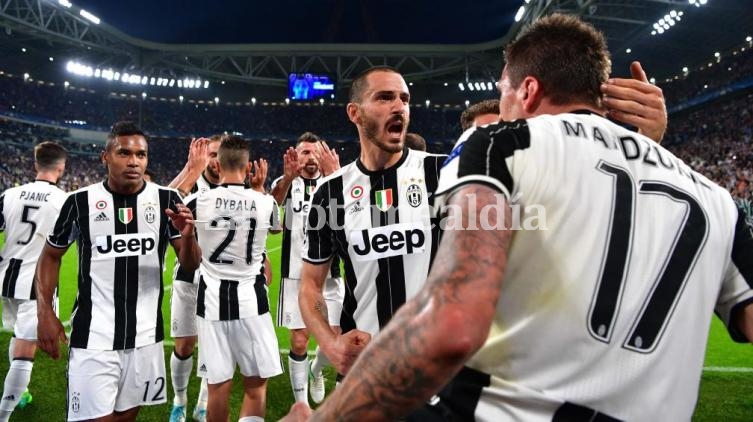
73,0,518,45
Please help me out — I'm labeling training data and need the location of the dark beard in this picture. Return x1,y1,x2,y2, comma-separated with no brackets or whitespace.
362,114,404,154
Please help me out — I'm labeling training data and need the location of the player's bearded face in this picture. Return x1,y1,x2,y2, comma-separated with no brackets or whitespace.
205,142,221,180
361,108,408,154
297,143,319,177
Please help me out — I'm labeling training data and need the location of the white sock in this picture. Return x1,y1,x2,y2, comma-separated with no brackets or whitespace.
0,360,33,413
238,417,264,422
6,339,14,366
311,346,331,376
196,377,208,410
170,351,193,406
288,354,309,403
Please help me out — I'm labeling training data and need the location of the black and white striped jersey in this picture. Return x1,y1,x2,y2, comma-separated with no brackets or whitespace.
0,181,67,300
186,184,281,320
271,175,340,280
432,112,753,421
303,148,445,337
47,181,182,350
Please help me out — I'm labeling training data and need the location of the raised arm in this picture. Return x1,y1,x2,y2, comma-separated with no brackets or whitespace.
270,147,300,205
35,243,69,359
310,184,512,420
601,61,667,143
168,138,209,196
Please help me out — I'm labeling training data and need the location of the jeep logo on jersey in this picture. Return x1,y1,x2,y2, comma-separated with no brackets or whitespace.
292,201,310,213
350,222,426,261
374,189,393,212
118,207,133,224
144,206,157,224
406,184,422,207
94,233,156,259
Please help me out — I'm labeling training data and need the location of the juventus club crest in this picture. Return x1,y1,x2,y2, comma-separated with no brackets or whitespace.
406,184,422,207
144,206,157,224
375,189,393,212
118,207,133,224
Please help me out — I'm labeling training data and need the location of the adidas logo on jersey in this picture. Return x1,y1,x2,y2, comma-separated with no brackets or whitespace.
351,222,426,261
199,364,207,372
94,233,156,259
94,212,109,222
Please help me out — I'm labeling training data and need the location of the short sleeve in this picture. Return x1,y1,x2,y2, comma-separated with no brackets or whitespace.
47,193,79,248
302,183,334,265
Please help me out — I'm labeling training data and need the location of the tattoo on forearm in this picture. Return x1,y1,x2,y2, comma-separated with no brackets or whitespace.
314,299,329,321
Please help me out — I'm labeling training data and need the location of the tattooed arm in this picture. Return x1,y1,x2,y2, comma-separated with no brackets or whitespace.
310,184,512,421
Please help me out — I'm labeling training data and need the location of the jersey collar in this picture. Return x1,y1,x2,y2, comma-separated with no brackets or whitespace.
356,147,410,176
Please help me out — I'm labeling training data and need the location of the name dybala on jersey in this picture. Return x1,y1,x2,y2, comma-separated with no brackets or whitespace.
47,181,183,351
271,175,340,280
186,184,281,321
1,181,67,300
303,148,445,337
433,112,753,421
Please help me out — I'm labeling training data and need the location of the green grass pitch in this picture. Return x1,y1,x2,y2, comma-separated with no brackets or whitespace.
1,232,752,420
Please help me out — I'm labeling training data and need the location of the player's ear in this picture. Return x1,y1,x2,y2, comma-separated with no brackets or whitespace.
346,103,360,125
520,76,543,114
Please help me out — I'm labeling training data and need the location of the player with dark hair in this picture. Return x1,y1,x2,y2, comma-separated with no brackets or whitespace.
288,14,753,421
186,135,282,422
403,132,427,151
0,141,68,421
460,99,500,131
36,121,201,422
271,132,344,405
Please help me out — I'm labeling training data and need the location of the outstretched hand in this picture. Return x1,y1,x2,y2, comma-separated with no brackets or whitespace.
602,61,667,143
249,158,269,192
316,141,341,177
283,147,302,180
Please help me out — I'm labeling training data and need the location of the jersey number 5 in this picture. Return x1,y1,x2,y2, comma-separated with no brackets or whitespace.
588,161,708,353
17,205,40,245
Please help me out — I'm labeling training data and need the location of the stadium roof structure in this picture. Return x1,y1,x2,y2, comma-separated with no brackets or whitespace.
1,0,752,103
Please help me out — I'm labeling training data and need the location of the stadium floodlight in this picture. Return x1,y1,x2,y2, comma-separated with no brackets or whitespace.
141,76,148,85
487,81,493,90
651,31,657,36
468,83,475,91
284,98,290,105
465,100,470,107
21,48,26,53
425,99,431,107
649,77,656,84
251,97,256,105
169,79,175,87
319,98,325,105
203,80,209,89
657,28,664,34
444,82,448,86
79,9,100,25
94,69,101,77
474,82,482,90
49,57,54,62
23,73,29,81
179,95,184,102
141,92,147,99
670,10,677,18
214,97,219,104
150,77,156,85
747,36,752,42
626,48,632,53
58,0,72,7
458,82,465,91
514,6,525,22
177,80,183,88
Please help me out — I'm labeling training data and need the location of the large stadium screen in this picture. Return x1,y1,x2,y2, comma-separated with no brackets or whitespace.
288,73,336,101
